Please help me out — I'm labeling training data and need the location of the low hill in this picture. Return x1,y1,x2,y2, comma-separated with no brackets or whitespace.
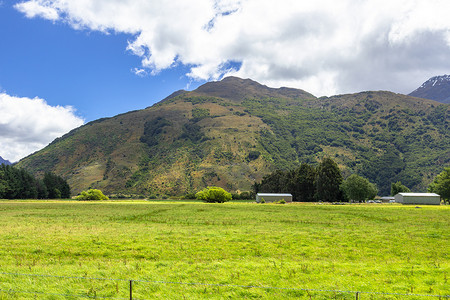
17,77,449,196
409,75,450,104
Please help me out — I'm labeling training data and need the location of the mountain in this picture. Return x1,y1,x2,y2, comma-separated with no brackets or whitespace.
0,156,11,165
409,75,450,104
16,77,449,196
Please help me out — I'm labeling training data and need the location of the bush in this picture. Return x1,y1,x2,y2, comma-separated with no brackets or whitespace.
231,191,252,200
195,187,232,203
75,189,109,201
247,151,261,161
184,192,197,199
239,191,251,199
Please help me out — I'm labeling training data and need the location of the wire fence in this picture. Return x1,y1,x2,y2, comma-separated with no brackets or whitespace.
0,271,449,299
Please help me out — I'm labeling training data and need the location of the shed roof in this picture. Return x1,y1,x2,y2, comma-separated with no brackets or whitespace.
257,193,292,197
397,193,440,197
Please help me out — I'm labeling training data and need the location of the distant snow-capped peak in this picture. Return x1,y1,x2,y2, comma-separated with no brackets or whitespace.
418,74,450,89
409,74,450,104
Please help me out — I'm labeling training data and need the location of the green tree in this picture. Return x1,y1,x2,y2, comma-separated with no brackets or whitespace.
315,158,344,202
44,172,71,199
0,165,38,199
361,146,407,196
195,186,232,203
341,174,378,202
428,167,450,204
390,181,410,196
35,179,48,199
75,189,109,201
289,163,317,202
0,170,7,199
255,170,289,194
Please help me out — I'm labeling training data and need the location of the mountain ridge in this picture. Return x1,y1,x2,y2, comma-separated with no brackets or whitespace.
193,76,316,102
16,77,449,196
0,156,11,165
409,75,450,104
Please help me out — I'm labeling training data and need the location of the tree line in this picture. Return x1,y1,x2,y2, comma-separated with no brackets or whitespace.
0,164,70,199
253,158,450,203
253,157,377,202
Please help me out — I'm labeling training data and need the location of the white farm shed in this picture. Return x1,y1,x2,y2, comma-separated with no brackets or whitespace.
256,193,292,203
394,193,441,205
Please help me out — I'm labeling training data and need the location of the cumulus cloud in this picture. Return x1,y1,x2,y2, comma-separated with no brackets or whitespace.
0,93,84,162
15,0,59,20
14,0,450,95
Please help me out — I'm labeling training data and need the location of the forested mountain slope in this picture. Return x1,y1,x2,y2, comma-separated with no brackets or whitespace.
17,77,449,196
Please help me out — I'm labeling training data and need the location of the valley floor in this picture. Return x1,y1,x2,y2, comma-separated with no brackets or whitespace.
0,200,448,299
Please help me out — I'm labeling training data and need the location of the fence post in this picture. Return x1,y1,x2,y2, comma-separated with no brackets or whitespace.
355,291,359,300
129,280,133,300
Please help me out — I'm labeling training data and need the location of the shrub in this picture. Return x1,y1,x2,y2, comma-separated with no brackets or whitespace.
231,191,251,200
239,191,251,200
195,187,232,203
247,150,261,161
184,192,197,199
75,189,109,201
231,193,240,200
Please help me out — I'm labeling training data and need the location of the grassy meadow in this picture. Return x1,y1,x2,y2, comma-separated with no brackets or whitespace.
0,200,448,299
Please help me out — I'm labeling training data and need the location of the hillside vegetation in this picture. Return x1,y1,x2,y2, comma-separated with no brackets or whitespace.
16,77,449,196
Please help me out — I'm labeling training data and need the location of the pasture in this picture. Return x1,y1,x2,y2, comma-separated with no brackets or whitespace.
0,201,448,299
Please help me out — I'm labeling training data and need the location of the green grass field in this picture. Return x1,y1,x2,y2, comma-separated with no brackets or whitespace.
0,201,448,299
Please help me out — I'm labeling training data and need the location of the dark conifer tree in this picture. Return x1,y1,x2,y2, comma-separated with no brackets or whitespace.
257,170,290,193
315,157,344,202
0,165,70,199
36,179,49,199
289,163,317,202
44,172,71,199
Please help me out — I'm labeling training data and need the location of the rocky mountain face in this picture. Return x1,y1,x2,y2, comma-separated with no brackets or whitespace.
16,77,449,196
409,75,450,104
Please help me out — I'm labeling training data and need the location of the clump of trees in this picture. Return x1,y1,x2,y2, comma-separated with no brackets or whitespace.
341,174,378,202
196,186,232,203
254,158,377,202
231,191,252,200
391,181,410,196
428,167,450,204
0,164,70,199
43,172,71,199
75,189,109,201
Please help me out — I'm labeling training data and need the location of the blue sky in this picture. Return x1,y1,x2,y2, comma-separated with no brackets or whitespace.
0,2,204,122
1,0,450,162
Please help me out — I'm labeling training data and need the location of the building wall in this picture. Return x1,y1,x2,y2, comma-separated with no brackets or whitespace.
256,193,293,203
395,194,441,205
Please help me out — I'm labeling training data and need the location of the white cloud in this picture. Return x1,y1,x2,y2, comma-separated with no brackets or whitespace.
14,0,450,96
131,67,148,77
0,92,84,162
15,0,59,21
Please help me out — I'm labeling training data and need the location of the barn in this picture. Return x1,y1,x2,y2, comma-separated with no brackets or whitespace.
256,193,293,203
394,193,441,205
